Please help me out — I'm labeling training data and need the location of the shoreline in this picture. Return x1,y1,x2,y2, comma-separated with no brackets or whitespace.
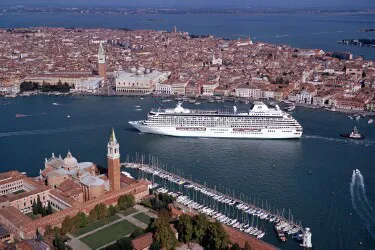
3,92,375,117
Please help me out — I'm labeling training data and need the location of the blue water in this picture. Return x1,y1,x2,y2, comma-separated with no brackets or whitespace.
0,96,374,249
1,12,375,58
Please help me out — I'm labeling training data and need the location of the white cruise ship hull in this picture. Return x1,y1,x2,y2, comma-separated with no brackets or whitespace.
129,121,302,139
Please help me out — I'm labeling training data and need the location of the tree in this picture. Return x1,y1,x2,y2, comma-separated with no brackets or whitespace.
192,214,209,243
130,227,144,239
53,233,66,250
108,205,119,217
231,243,240,250
203,221,229,250
244,241,252,250
94,203,108,219
75,212,88,228
118,195,135,210
60,216,73,235
47,202,53,215
153,211,177,250
36,195,43,214
149,241,161,250
88,209,98,223
53,226,60,236
32,199,37,215
176,214,193,243
115,237,133,249
44,224,53,239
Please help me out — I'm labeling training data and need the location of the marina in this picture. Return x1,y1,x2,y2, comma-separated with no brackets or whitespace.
121,159,311,247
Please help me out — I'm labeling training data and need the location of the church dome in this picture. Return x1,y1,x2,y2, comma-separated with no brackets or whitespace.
64,151,78,168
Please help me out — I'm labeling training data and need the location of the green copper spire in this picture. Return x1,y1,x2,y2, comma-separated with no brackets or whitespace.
110,128,117,142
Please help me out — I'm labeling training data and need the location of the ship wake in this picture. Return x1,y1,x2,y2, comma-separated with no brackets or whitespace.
350,169,375,239
0,122,122,138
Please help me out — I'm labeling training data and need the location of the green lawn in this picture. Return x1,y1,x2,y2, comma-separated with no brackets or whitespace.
119,207,138,217
13,189,25,194
80,220,138,249
71,215,120,237
133,212,152,225
25,212,41,220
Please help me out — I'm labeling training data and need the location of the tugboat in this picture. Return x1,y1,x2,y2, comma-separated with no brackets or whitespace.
340,126,364,140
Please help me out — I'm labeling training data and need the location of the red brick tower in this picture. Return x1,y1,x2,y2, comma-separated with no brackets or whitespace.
107,129,120,191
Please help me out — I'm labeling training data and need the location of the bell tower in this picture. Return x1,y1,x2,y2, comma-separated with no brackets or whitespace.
107,128,120,191
98,42,107,80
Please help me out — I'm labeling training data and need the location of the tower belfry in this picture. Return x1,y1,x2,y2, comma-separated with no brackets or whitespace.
107,128,120,191
98,42,107,80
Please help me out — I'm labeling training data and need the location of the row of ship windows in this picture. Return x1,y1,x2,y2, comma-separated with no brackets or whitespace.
150,117,291,121
148,116,295,122
146,122,299,129
147,121,299,125
149,121,298,125
232,132,262,134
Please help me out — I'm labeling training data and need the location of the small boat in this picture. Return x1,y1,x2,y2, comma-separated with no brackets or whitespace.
194,102,201,105
356,116,361,121
162,99,172,102
135,108,142,111
121,171,134,179
348,116,353,120
340,126,364,140
134,105,141,108
52,103,59,106
368,119,374,124
15,114,26,118
67,115,71,118
284,105,295,112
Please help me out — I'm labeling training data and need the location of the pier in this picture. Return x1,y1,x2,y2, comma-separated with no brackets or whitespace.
120,160,310,244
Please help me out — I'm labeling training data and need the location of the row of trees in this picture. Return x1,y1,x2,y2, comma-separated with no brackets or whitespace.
20,81,72,93
176,213,230,249
176,213,253,250
32,196,53,217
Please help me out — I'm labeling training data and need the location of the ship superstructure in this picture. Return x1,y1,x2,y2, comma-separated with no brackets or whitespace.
129,102,303,139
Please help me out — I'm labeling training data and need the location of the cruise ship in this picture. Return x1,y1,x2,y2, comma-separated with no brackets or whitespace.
129,102,303,139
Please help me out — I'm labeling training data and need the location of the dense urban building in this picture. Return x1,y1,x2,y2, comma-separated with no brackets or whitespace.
0,27,374,110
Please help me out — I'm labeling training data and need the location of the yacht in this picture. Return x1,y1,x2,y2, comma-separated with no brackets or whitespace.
129,102,303,139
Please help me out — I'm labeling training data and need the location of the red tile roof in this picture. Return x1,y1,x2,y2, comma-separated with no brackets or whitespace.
224,225,278,250
132,232,153,250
